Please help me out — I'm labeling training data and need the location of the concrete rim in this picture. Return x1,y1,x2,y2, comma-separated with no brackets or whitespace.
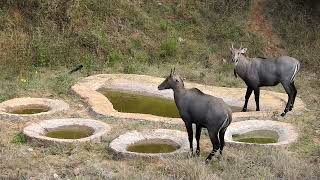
225,120,298,146
0,97,69,121
71,74,305,124
23,118,111,144
109,129,192,158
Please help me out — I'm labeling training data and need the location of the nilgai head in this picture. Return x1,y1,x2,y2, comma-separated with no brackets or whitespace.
158,68,184,90
230,43,247,64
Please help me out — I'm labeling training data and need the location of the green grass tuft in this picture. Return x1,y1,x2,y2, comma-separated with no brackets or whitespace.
160,38,178,58
11,132,27,144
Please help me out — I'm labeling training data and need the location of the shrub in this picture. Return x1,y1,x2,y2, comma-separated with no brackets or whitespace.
133,50,148,63
106,50,124,66
160,38,178,58
82,53,98,75
159,19,168,31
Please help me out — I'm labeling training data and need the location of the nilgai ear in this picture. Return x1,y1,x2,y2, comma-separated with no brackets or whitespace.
170,68,173,76
240,48,247,54
231,43,234,50
173,67,176,74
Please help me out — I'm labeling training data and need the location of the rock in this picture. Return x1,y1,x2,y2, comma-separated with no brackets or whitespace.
178,37,185,43
53,173,59,179
73,168,81,176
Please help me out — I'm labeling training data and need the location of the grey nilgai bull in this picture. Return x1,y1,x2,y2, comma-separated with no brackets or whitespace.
158,68,232,163
230,44,300,116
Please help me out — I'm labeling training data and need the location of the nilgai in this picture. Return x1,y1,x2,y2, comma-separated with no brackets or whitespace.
230,44,300,116
158,68,232,163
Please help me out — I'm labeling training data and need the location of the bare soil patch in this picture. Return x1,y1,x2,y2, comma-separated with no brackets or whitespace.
247,0,286,56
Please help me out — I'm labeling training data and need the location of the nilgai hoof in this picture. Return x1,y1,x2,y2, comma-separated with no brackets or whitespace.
205,159,211,165
281,112,286,117
241,108,247,112
188,151,194,158
289,106,293,111
196,150,200,157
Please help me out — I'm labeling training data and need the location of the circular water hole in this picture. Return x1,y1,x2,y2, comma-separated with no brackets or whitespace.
23,118,111,144
109,129,193,159
126,139,180,153
8,105,50,115
0,98,69,121
225,120,298,146
45,125,95,139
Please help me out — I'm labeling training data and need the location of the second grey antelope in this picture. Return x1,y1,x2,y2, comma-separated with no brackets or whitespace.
230,44,300,117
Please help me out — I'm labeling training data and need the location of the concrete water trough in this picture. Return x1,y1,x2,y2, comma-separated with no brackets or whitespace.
225,120,298,146
0,97,69,121
109,129,192,159
23,118,111,144
71,74,305,124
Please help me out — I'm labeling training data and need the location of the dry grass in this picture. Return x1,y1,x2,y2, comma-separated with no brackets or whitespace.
0,107,319,179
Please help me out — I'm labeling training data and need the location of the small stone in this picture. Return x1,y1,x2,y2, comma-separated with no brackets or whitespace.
44,93,54,97
27,148,33,152
53,173,59,179
222,59,227,63
178,37,185,42
73,168,80,176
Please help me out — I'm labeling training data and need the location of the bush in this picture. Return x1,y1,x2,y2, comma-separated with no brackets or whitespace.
159,19,168,31
82,53,98,75
160,38,178,58
106,50,124,66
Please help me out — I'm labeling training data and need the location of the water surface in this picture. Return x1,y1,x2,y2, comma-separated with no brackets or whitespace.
102,90,180,118
10,106,49,114
46,125,94,139
232,130,279,144
127,143,178,153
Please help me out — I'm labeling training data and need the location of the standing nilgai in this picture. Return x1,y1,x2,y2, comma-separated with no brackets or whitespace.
230,44,300,116
158,68,232,163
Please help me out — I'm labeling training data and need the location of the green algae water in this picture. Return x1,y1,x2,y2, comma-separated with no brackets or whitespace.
102,90,246,116
11,106,49,114
46,125,94,139
232,130,279,144
127,143,178,153
102,90,180,118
